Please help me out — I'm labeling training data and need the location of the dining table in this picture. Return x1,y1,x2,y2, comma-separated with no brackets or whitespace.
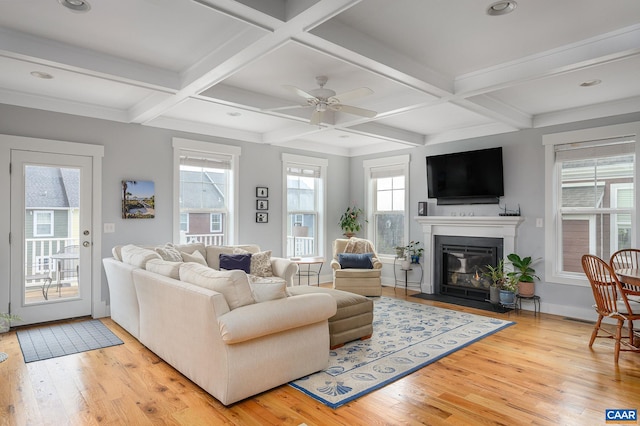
615,268,640,287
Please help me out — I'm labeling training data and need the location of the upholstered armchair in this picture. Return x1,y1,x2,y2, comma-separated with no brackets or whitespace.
331,238,382,296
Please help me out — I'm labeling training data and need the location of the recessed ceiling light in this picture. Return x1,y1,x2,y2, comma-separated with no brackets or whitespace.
226,112,241,117
487,1,517,16
338,134,349,139
580,79,602,87
58,0,91,13
30,71,54,80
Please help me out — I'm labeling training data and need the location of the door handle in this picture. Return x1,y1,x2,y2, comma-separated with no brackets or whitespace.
83,241,91,247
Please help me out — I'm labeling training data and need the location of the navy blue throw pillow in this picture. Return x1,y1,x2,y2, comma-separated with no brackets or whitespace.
219,253,252,274
338,253,374,269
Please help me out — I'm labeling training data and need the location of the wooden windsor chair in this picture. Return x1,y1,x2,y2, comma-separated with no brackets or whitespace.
582,254,640,363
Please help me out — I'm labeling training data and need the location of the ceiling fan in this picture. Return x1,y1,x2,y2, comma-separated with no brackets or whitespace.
275,76,377,125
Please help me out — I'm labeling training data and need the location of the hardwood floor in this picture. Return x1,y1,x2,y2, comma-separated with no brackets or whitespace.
1,285,639,425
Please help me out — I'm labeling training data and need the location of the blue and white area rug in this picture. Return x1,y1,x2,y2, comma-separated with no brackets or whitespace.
290,297,514,409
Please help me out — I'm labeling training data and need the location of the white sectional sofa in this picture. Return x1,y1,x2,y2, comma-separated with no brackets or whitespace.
103,242,336,406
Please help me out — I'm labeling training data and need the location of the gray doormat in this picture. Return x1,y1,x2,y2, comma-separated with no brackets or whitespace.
17,319,123,363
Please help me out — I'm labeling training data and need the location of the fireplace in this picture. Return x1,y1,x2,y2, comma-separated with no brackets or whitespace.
434,236,503,301
414,216,524,294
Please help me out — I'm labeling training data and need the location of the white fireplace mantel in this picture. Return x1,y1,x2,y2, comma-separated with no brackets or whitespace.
414,216,524,293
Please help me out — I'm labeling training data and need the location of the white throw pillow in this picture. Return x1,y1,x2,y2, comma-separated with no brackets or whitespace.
248,279,287,303
179,263,255,310
154,244,183,262
146,258,182,279
181,250,208,266
121,244,161,268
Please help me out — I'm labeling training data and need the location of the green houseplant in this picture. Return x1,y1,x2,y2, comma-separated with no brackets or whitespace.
483,258,506,303
339,205,366,237
507,253,540,297
0,312,21,363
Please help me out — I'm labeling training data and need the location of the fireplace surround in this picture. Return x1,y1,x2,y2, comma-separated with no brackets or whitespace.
414,216,524,294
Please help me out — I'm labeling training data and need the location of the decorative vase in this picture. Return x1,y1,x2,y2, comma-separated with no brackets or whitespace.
489,286,501,304
517,281,535,297
499,289,515,305
401,259,411,269
343,232,355,239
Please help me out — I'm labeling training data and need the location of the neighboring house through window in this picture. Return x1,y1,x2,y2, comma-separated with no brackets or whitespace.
283,154,327,258
364,155,410,258
544,122,638,286
173,138,240,246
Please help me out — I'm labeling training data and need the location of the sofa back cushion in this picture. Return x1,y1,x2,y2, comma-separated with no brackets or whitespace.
167,242,206,258
179,263,255,310
181,250,208,266
121,245,161,268
154,244,183,262
205,245,259,269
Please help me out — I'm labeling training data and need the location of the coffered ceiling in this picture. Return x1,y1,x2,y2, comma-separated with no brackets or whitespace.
1,0,639,156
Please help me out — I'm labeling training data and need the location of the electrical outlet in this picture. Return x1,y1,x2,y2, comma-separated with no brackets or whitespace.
536,218,543,228
104,223,115,233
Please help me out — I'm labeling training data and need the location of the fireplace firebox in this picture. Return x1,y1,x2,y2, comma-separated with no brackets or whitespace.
434,235,503,302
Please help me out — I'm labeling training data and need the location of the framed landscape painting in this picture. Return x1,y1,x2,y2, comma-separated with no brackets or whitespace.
122,180,155,219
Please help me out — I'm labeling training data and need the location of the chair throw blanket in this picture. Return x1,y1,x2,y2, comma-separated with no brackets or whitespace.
343,237,374,254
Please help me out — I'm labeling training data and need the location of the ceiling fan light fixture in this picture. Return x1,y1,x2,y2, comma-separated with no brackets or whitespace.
487,1,517,16
58,0,91,13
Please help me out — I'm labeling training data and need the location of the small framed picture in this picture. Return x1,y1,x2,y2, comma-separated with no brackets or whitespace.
256,212,268,223
418,201,428,216
256,199,269,210
256,187,268,198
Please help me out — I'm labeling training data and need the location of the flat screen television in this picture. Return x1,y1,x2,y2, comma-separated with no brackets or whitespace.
426,147,504,205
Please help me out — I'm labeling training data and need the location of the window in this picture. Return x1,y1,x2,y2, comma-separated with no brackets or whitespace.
544,123,638,285
33,210,54,237
364,155,410,258
173,138,240,246
283,154,327,258
210,213,222,233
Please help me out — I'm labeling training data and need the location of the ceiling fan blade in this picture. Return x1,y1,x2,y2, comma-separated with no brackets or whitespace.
266,104,309,112
331,104,377,118
310,110,323,125
330,87,373,103
283,85,317,101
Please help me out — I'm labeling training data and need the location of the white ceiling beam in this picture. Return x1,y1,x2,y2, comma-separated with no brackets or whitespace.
347,122,424,146
145,116,263,144
533,95,640,128
0,88,129,123
425,122,518,146
455,24,640,97
263,122,328,144
0,27,180,91
455,96,532,130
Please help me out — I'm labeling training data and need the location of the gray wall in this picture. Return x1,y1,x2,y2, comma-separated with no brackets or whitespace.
2,103,640,320
351,112,640,320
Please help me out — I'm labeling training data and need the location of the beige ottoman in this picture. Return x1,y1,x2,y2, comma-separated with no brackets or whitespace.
288,286,374,349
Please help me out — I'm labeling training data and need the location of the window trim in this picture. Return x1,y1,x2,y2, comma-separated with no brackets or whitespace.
543,122,639,286
33,210,54,237
172,138,241,245
363,155,410,262
282,153,327,258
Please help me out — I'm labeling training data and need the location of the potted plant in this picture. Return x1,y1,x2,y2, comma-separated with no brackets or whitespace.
394,245,406,259
339,205,366,237
483,258,505,304
499,274,518,305
507,253,540,297
406,241,424,264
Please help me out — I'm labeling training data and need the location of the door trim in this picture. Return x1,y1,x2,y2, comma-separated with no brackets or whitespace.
1,134,105,319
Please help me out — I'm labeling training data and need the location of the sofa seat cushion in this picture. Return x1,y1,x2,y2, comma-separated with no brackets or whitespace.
217,293,336,344
334,268,382,278
179,263,255,310
121,244,162,268
145,258,182,279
